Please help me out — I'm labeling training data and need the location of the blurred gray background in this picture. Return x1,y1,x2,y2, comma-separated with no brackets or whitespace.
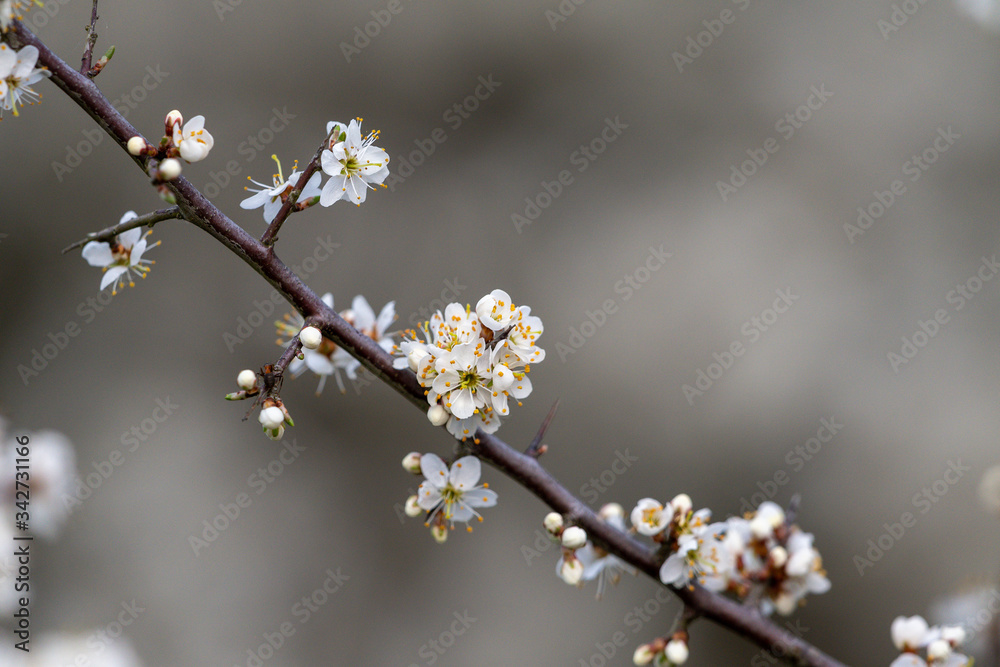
2,0,1000,664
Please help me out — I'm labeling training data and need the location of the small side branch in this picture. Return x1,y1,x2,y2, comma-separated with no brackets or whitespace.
80,0,99,74
61,206,181,254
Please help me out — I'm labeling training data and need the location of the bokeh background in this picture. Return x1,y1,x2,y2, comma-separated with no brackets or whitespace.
2,0,1000,664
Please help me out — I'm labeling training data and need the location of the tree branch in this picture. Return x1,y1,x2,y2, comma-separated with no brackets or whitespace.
61,206,181,253
9,19,845,667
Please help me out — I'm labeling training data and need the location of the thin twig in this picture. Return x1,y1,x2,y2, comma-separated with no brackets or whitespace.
79,0,99,75
525,398,559,457
259,127,337,248
61,206,181,253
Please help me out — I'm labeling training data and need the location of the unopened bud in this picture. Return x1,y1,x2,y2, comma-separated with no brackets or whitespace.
165,109,183,128
237,369,257,391
769,546,788,569
401,452,422,474
599,502,626,523
404,495,422,517
427,404,449,426
159,157,182,181
561,526,587,550
543,512,563,535
264,424,285,441
632,645,655,666
259,406,285,429
665,639,689,665
670,493,692,518
408,348,428,372
299,326,323,350
127,136,147,156
431,525,448,543
558,556,583,585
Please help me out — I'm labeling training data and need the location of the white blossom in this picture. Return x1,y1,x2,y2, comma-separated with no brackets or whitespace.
173,114,214,162
416,454,497,529
319,118,390,206
0,43,50,117
81,211,159,295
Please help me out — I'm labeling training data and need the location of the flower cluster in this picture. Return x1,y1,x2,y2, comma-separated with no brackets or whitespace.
241,118,389,223
890,616,970,667
125,109,215,183
275,293,395,395
225,366,294,440
81,211,160,295
545,504,636,596
394,289,545,441
631,498,829,616
401,452,497,542
0,42,49,118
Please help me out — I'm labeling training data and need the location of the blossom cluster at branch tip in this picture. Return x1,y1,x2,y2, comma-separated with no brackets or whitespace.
890,615,970,667
276,293,395,395
80,211,159,295
393,289,545,442
401,453,497,541
546,503,637,596
631,498,830,616
0,42,50,118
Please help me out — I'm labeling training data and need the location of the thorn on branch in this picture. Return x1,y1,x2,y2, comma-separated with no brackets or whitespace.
525,399,560,458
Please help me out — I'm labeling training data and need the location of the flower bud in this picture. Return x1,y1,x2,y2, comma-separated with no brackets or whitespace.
665,639,689,665
127,136,147,156
561,526,587,550
427,404,449,426
670,493,692,518
264,424,284,441
259,406,285,429
237,369,257,391
408,348,428,372
543,512,564,535
165,109,183,127
769,546,788,569
599,503,625,523
401,452,422,474
431,525,448,543
941,625,966,646
404,495,422,517
926,639,951,661
558,556,584,585
159,157,182,181
774,592,797,616
299,325,323,350
632,645,655,666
